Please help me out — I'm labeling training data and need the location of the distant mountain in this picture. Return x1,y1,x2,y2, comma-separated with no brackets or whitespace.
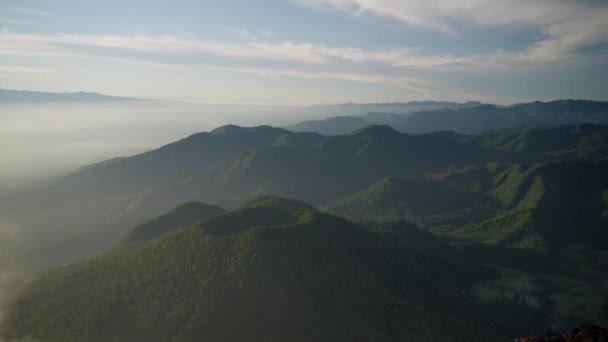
396,100,608,134
0,89,138,103
286,116,371,135
1,197,506,342
287,100,608,135
311,101,484,117
287,101,485,135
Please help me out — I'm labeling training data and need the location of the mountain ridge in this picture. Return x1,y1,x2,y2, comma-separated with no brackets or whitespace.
0,89,139,102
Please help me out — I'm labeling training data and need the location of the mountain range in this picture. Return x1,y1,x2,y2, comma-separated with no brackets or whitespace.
1,115,607,340
0,89,138,103
288,100,608,135
2,123,607,269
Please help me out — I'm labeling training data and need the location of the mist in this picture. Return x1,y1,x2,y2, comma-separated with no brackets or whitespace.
0,100,327,186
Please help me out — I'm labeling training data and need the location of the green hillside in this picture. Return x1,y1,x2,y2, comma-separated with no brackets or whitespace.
456,161,608,250
326,161,608,251
323,176,478,231
1,198,506,342
466,124,608,161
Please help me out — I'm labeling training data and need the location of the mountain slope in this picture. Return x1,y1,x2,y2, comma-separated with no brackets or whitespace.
326,161,608,251
323,176,477,230
1,198,504,342
455,161,608,249
466,124,608,161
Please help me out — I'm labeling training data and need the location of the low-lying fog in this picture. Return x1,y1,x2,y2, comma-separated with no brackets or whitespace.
0,100,332,186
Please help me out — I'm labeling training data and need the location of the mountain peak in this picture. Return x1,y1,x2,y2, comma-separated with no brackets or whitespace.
210,125,285,136
351,124,400,136
200,196,321,236
243,195,317,210
123,201,225,244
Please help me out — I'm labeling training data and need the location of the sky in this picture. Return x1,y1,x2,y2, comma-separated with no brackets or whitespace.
1,0,608,105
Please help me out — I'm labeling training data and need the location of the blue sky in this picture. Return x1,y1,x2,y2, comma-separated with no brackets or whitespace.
1,0,607,104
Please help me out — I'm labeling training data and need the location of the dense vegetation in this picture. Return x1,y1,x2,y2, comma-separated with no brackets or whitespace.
2,198,509,342
1,113,607,341
325,160,608,251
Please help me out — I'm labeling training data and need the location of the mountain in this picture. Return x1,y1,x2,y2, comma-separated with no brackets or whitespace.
396,100,608,134
465,124,608,161
286,116,371,135
287,101,485,135
454,160,608,250
122,201,225,244
323,175,480,231
325,160,608,251
287,100,608,136
3,123,607,271
1,124,500,268
1,198,506,342
309,101,484,117
0,89,138,103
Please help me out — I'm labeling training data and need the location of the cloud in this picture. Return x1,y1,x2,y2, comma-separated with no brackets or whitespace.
0,19,41,26
1,6,55,17
227,66,433,93
0,66,53,73
293,0,608,62
0,30,586,72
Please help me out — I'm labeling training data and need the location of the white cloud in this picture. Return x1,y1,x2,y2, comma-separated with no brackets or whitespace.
227,66,433,93
0,65,53,73
293,0,608,61
0,30,582,72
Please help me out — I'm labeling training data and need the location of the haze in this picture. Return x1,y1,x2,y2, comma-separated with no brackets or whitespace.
0,101,333,184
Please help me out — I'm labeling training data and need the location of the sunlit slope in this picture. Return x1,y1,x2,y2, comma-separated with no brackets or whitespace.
456,161,608,249
326,161,608,250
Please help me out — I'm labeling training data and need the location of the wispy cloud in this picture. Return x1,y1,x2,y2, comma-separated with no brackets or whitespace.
225,66,433,93
1,6,56,17
0,25,602,101
0,30,590,71
0,19,41,26
0,65,54,73
293,0,608,62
